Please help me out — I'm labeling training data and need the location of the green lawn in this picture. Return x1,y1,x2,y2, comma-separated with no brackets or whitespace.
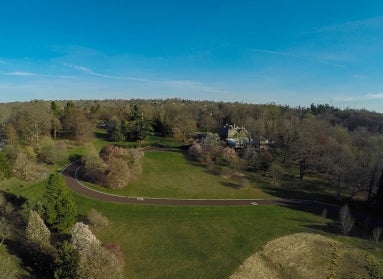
2,178,48,199
81,150,271,199
3,163,382,279
74,194,330,279
2,137,383,279
2,177,333,279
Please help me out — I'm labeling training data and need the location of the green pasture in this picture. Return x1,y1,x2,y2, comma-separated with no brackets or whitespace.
74,194,330,279
4,177,382,279
81,150,271,199
1,135,382,278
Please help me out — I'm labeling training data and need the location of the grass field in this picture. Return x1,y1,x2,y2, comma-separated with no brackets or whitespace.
2,135,383,278
81,150,272,199
74,194,331,279
6,178,382,279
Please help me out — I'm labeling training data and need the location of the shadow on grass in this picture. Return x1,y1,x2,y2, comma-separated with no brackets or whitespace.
94,130,111,141
302,222,342,235
2,191,26,207
259,181,343,206
221,181,241,190
277,198,383,240
4,237,55,278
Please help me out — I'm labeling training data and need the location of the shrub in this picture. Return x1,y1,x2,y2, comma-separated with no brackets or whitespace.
83,145,143,189
38,139,68,165
87,208,109,227
13,152,47,182
188,143,203,160
365,253,383,279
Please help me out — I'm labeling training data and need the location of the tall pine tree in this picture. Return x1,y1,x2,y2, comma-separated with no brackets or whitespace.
0,152,11,179
44,173,77,232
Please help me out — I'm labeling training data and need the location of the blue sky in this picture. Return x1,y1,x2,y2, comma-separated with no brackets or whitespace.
1,1,383,111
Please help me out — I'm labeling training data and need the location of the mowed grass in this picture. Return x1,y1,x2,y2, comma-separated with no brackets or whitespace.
82,151,271,199
74,194,329,279
1,177,49,198
3,139,382,278
3,167,382,279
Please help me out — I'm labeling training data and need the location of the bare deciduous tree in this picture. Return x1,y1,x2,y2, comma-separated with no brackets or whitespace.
372,226,382,243
0,217,10,246
339,204,354,235
62,108,94,141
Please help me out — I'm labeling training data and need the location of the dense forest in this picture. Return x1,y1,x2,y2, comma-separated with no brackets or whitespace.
1,99,383,206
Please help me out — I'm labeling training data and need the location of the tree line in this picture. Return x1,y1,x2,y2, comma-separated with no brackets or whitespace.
0,99,383,207
0,173,123,278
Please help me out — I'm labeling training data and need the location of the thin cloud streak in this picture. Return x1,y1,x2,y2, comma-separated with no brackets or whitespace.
4,71,76,80
66,63,156,82
66,63,231,96
334,93,383,102
163,80,232,96
66,64,123,79
7,71,38,76
252,48,345,68
252,49,307,60
310,16,383,34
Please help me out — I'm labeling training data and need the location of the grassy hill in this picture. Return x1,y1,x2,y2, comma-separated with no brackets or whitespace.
230,233,383,279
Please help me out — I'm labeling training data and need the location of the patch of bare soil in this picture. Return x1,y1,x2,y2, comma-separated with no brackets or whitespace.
230,233,370,279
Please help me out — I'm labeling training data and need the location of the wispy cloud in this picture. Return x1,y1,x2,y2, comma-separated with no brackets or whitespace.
6,71,38,76
4,71,75,80
163,79,231,95
365,93,383,100
252,49,306,60
311,16,383,34
334,93,383,102
64,63,232,97
65,63,157,83
304,51,353,63
65,63,123,79
252,48,345,67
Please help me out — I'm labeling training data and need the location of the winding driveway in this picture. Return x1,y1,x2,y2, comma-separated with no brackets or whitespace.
61,161,341,211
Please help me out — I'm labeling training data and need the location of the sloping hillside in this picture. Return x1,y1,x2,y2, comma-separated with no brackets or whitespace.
230,233,375,279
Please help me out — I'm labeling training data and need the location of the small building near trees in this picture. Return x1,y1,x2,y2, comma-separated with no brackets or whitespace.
219,124,252,150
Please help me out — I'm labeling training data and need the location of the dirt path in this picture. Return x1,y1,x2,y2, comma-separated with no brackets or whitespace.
61,161,340,208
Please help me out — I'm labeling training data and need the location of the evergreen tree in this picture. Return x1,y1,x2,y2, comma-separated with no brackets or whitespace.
54,240,79,279
44,173,77,232
0,152,11,179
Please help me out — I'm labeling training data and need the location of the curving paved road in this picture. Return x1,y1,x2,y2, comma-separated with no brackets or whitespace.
61,161,340,209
